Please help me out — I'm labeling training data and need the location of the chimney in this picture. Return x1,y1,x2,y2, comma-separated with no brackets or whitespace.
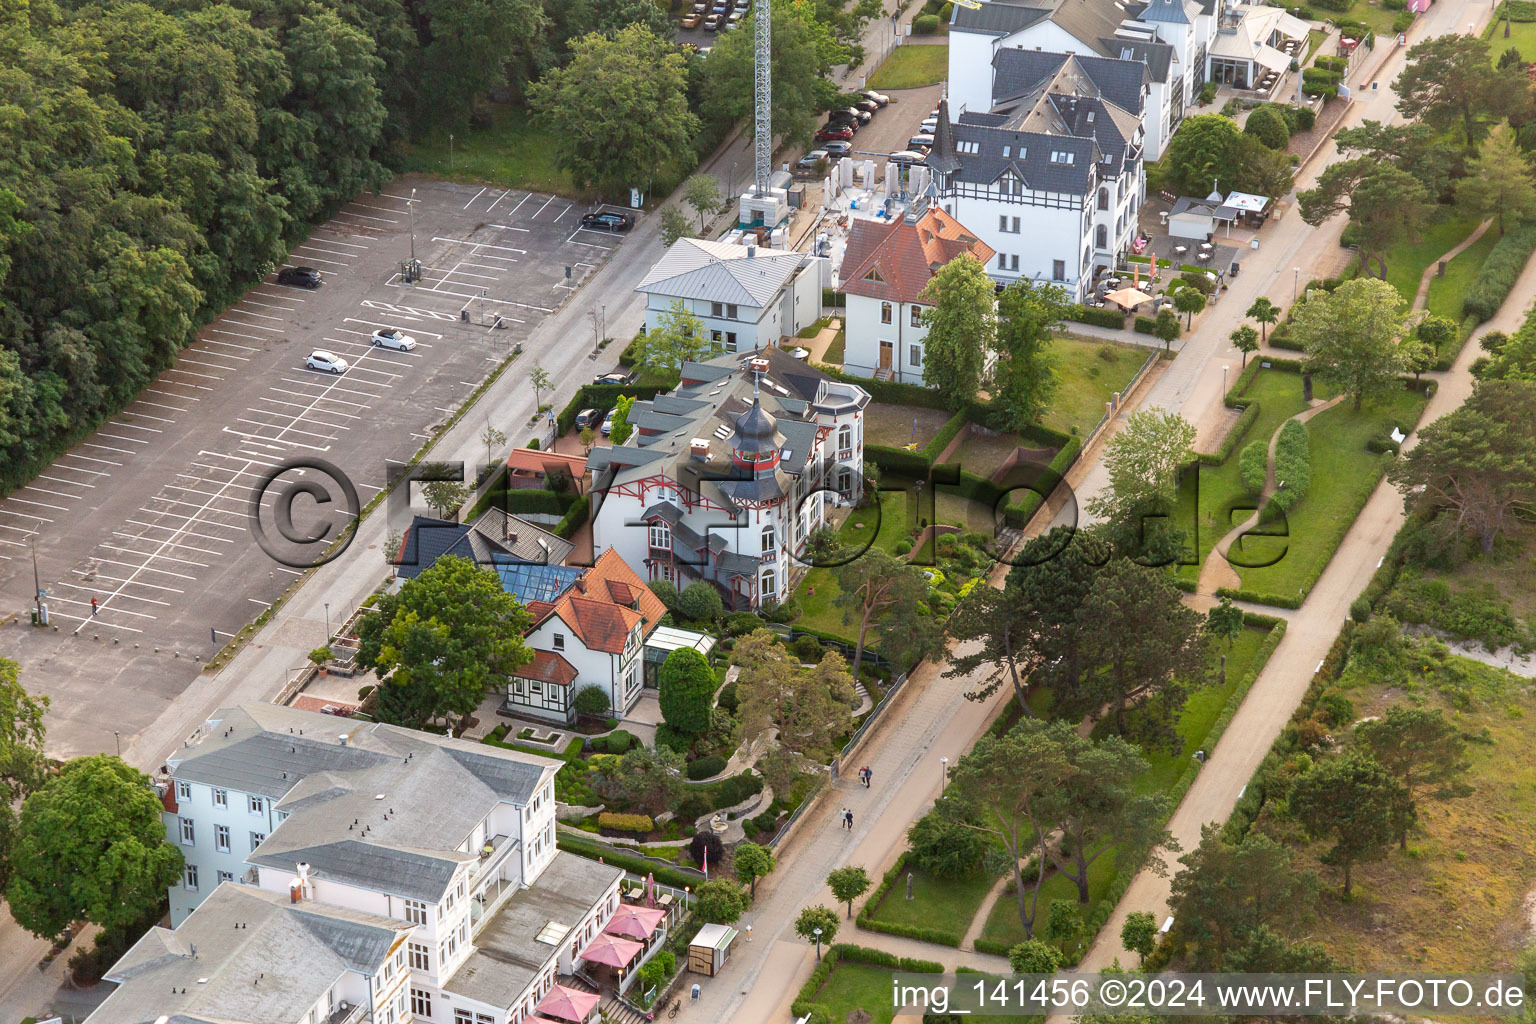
690,439,711,461
748,357,770,375
747,244,757,259
289,878,302,904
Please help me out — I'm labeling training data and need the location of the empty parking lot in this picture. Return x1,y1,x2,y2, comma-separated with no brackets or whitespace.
0,178,638,755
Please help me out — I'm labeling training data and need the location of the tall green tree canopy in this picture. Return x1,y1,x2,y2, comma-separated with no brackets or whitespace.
1457,120,1536,234
0,659,48,894
990,279,1067,431
703,0,847,148
1298,160,1431,279
1394,33,1532,144
658,647,715,735
529,24,699,198
1288,753,1403,897
1290,277,1409,410
1163,114,1242,195
7,755,184,940
355,555,533,727
918,253,997,410
1355,704,1472,849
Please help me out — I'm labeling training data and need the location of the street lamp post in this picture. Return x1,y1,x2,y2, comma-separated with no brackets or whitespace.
449,133,455,174
30,533,41,621
1222,365,1229,394
409,187,418,266
940,756,949,794
1292,266,1300,304
324,602,331,642
813,927,823,961
113,731,120,757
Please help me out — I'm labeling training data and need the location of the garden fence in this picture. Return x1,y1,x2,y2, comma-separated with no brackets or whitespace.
768,772,828,850
837,671,909,764
1078,348,1159,454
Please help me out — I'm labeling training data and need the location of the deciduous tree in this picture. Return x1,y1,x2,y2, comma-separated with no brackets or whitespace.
1290,277,1409,410
1230,325,1260,367
907,811,988,879
733,842,775,897
1173,286,1206,328
833,548,931,680
1355,705,1473,849
355,555,533,727
682,173,726,231
660,206,694,247
7,756,184,940
1153,308,1181,352
1288,753,1403,897
419,0,548,127
826,865,871,917
0,660,47,894
1121,911,1158,964
795,904,840,947
1086,409,1197,527
1246,297,1281,345
735,632,851,755
919,253,997,410
634,300,717,370
990,280,1067,431
1414,313,1457,357
1335,120,1459,198
529,25,699,197
694,879,747,923
1205,595,1245,649
610,394,636,445
703,2,846,147
1008,939,1062,973
1164,114,1243,195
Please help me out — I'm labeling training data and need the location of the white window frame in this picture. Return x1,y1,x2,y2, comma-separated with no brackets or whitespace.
405,899,428,926
179,817,195,846
184,864,199,892
176,781,191,802
649,522,670,550
212,788,227,809
215,824,230,853
248,795,263,815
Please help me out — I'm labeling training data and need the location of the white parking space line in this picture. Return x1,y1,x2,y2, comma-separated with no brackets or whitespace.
72,570,185,595
96,433,149,445
252,288,306,302
221,317,285,333
433,236,526,255
220,426,326,450
335,209,398,225
110,420,160,433
164,367,224,382
533,195,556,218
385,280,553,312
248,397,361,419
341,318,444,339
124,407,176,422
108,540,213,565
178,357,241,373
38,474,94,489
377,191,419,203
55,585,163,613
294,244,360,259
567,230,614,248
276,380,372,406
120,523,229,549
50,609,144,633
192,345,250,362
19,485,78,500
210,327,268,342
89,556,196,581
239,300,300,313
490,223,531,234
84,441,135,455
485,190,514,213
463,187,489,210
421,264,501,282
144,387,199,402
236,417,339,442
228,307,285,322
282,253,347,267
507,194,535,217
360,300,465,323
55,459,111,475
552,204,573,221
309,237,369,249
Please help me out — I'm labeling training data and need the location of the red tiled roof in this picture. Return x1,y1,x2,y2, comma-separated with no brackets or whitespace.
586,548,667,630
505,448,588,476
560,597,643,655
517,650,580,686
838,207,995,305
530,548,664,654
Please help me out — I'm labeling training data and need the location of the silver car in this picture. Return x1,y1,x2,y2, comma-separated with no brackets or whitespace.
305,350,349,374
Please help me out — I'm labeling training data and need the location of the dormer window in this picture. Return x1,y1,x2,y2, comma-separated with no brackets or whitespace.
1002,145,1011,157
863,267,885,283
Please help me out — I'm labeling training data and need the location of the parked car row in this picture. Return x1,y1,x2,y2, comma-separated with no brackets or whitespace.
682,0,750,30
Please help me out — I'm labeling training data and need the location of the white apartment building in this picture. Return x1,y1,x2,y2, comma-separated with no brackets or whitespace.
948,0,1212,162
100,703,632,1024
927,52,1148,300
837,205,995,384
588,348,870,610
635,237,825,353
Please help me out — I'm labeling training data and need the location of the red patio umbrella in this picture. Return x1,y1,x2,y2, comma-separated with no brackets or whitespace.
605,904,667,942
535,985,601,1023
579,932,643,969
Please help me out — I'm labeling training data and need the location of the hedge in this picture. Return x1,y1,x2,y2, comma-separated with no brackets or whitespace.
501,488,575,517
1133,315,1157,334
1239,439,1268,496
556,831,703,887
686,754,727,780
853,851,965,947
815,365,949,410
922,408,972,464
1196,400,1261,466
1267,419,1311,514
865,444,931,478
790,944,945,1021
1267,321,1304,351
598,812,654,833
552,495,590,540
1069,304,1127,329
1461,221,1536,324
913,12,941,32
556,383,669,434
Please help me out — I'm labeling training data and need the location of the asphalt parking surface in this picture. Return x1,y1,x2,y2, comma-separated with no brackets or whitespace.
0,178,637,756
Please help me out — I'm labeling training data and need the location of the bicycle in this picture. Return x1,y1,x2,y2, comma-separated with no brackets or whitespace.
667,997,682,1019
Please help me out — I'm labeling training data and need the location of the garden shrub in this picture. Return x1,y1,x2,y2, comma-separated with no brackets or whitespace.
602,730,636,755
894,539,914,556
679,581,724,622
1349,596,1372,623
654,723,692,755
687,754,728,780
1267,419,1311,513
1239,438,1268,496
913,13,940,32
599,812,654,833
572,686,610,717
748,808,781,835
1133,315,1157,334
1391,10,1414,31
725,611,763,635
1463,222,1536,323
1069,304,1126,328
648,579,680,611
675,794,712,822
712,771,765,810
1385,576,1533,651
907,812,988,879
1243,104,1290,149
716,680,739,714
793,634,824,662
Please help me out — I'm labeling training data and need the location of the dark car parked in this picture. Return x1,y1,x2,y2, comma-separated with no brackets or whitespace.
276,266,322,288
580,211,634,232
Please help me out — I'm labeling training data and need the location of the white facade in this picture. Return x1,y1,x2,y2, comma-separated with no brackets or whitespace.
842,292,932,383
518,612,644,721
165,778,286,925
637,238,826,353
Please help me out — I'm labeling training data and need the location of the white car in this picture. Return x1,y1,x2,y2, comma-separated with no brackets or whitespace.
601,409,616,436
919,118,938,135
370,327,417,351
305,350,349,374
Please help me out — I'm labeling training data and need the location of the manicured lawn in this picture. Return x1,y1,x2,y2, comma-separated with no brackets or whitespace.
1485,17,1536,62
825,328,846,365
868,44,950,90
1173,369,1320,583
1043,338,1149,438
978,852,1118,960
1231,386,1428,600
814,962,1038,1023
1380,212,1482,306
1330,0,1398,34
397,106,577,195
864,867,997,939
1424,223,1499,323
1093,624,1275,799
1305,28,1327,61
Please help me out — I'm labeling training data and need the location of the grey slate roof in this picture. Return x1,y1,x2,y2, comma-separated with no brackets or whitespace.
992,49,1149,118
397,509,573,580
93,885,410,1024
1138,0,1195,24
172,705,559,903
636,237,806,308
952,0,1130,49
944,114,1101,193
950,0,1051,36
447,851,623,1007
1098,36,1175,83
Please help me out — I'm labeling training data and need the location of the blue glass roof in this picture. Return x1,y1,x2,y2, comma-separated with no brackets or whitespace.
490,557,584,605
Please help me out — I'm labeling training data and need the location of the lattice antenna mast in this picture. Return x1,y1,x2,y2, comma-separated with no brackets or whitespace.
753,0,772,196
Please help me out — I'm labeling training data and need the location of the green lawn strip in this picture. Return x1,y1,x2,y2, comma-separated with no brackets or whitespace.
813,961,1041,1023
798,316,831,339
1424,225,1500,323
1334,0,1398,33
1041,338,1148,438
862,866,997,943
868,44,950,90
1486,18,1536,60
397,109,576,195
825,327,847,364
1230,387,1427,602
976,851,1118,960
1381,211,1481,305
1173,369,1319,585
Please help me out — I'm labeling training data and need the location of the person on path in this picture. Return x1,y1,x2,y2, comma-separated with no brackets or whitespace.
91,596,98,616
846,809,854,829
840,807,849,830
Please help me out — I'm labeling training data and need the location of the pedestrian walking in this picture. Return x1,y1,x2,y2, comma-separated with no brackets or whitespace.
846,809,855,829
90,596,98,616
840,807,849,830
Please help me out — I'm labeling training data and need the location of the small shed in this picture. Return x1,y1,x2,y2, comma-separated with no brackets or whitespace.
1168,196,1238,241
688,923,738,976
